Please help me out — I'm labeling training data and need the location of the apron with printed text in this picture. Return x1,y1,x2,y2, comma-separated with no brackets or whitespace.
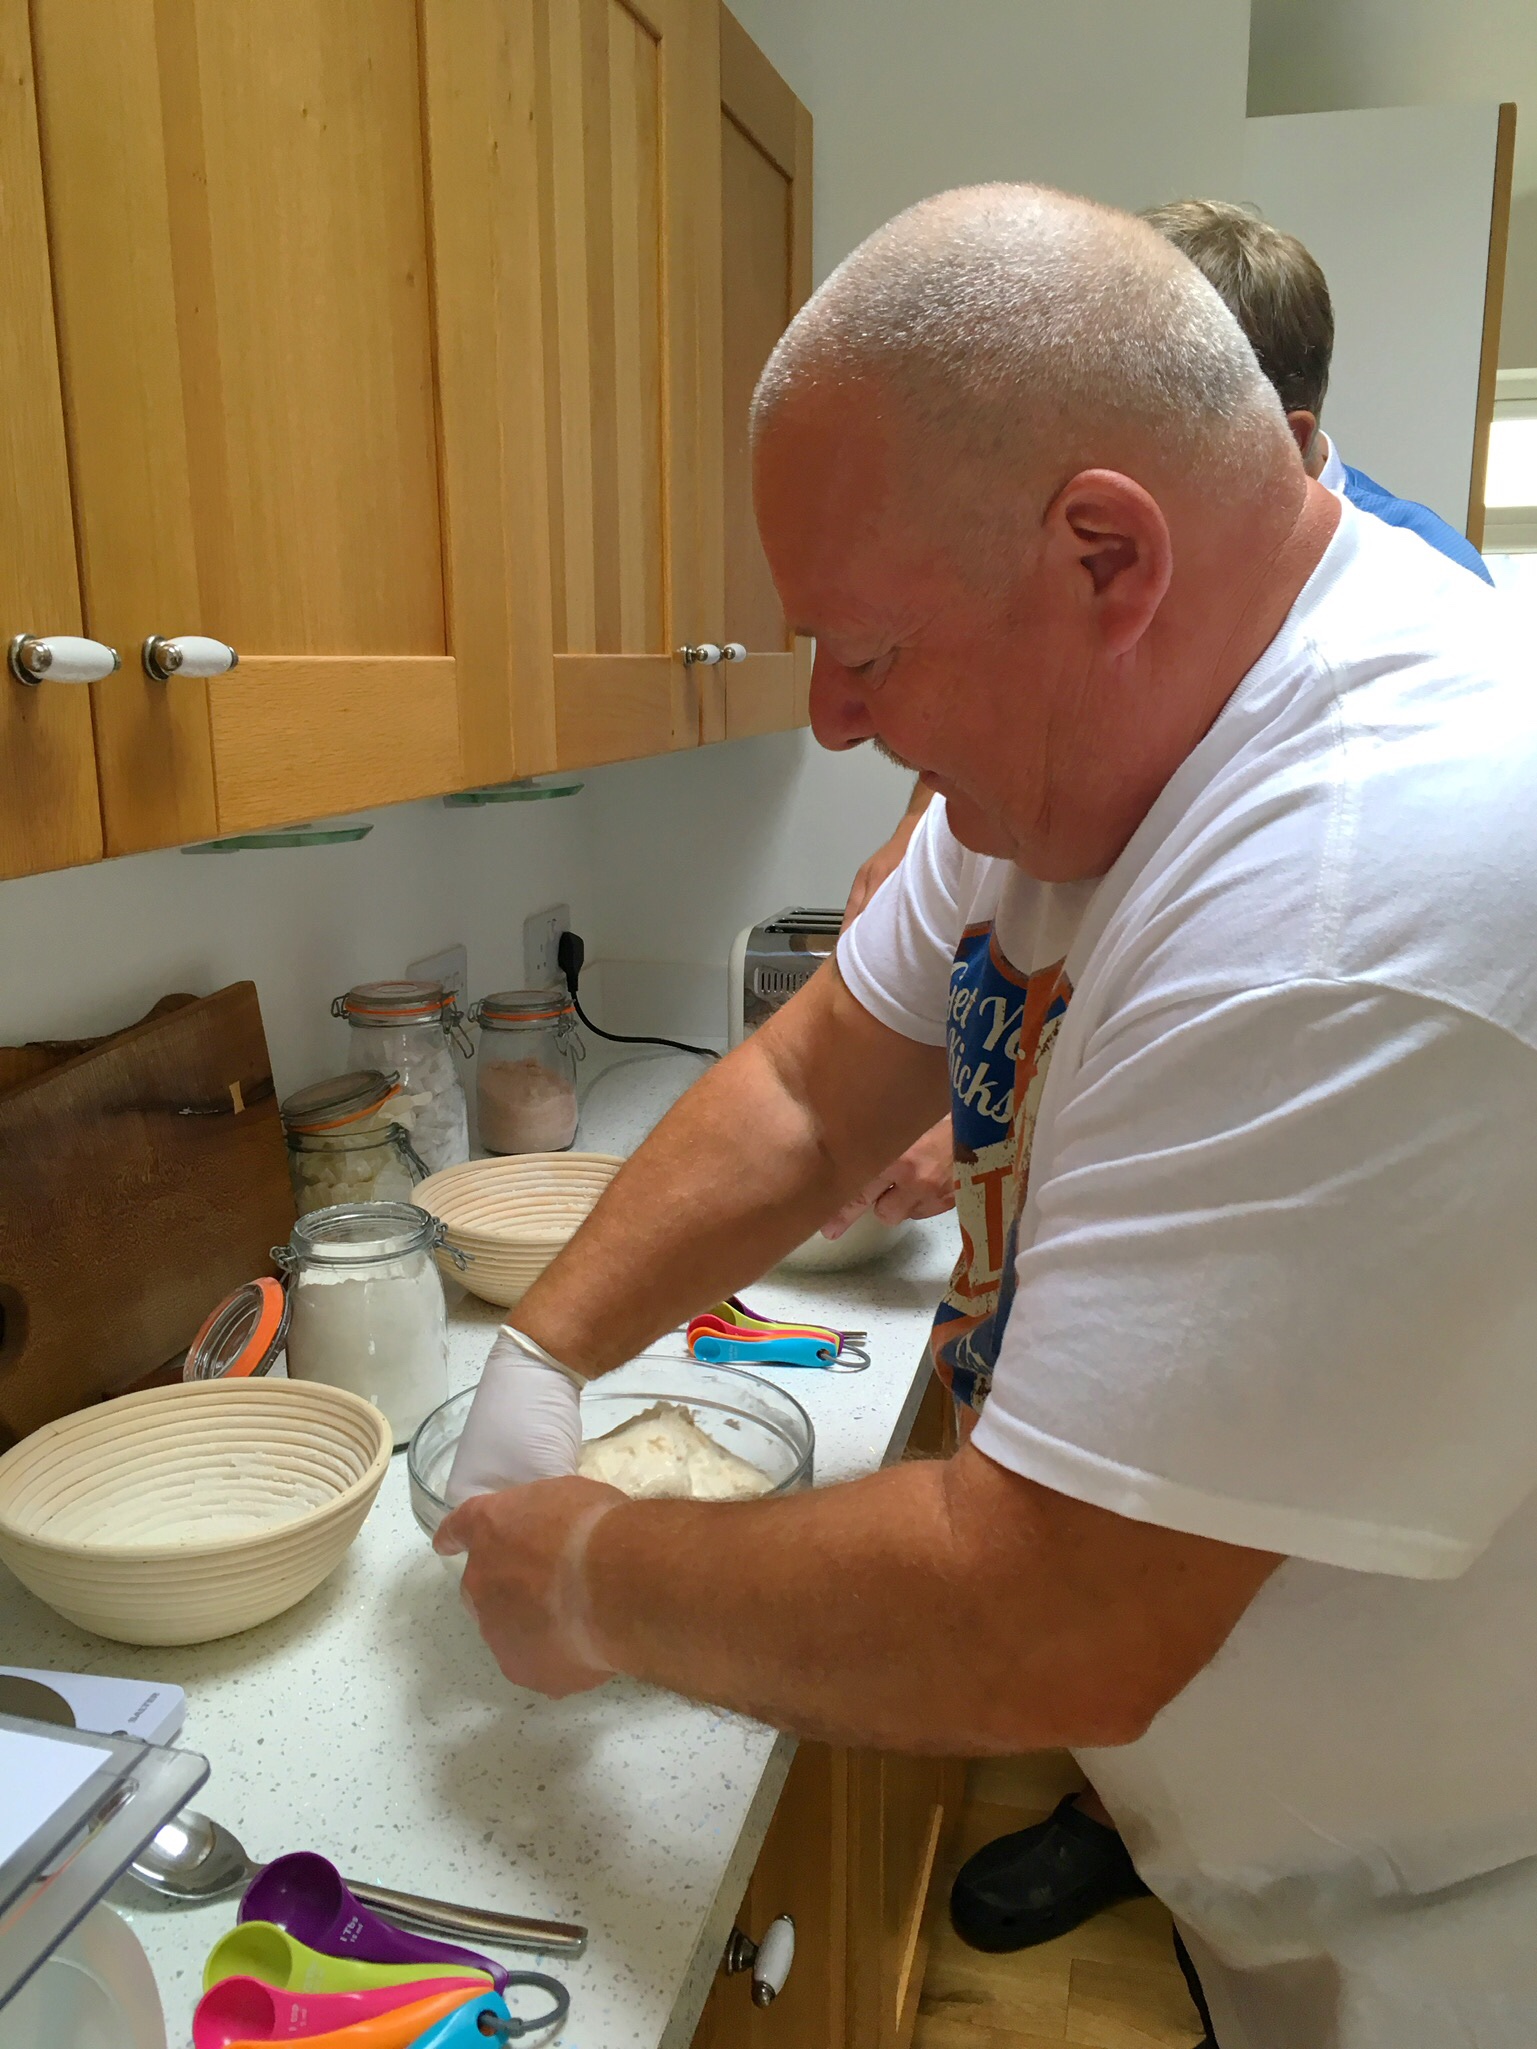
931,921,1070,1410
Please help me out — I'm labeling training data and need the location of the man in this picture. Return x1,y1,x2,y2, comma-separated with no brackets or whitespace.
842,199,1494,936
944,196,1504,1978
440,187,1537,2048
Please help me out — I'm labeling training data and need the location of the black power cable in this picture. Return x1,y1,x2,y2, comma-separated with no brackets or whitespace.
557,930,719,1062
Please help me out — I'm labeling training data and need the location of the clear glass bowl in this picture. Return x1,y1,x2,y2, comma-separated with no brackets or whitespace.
407,1354,815,1538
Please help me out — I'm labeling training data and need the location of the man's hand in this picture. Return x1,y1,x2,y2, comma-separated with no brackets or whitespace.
842,783,933,930
822,1116,955,1239
443,1328,584,1505
435,1475,624,1697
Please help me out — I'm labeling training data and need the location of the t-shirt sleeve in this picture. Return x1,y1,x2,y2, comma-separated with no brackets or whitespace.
837,800,969,1045
971,976,1537,1579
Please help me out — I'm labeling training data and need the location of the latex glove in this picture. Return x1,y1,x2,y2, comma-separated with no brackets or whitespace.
821,1116,956,1240
442,1325,583,1510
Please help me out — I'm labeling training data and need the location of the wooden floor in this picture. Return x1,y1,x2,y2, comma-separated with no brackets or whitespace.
914,1752,1206,2049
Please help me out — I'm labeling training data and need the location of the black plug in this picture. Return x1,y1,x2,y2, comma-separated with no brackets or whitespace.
556,928,585,997
556,925,718,1061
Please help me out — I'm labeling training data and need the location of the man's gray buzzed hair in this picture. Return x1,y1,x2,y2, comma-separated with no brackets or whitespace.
752,184,1287,550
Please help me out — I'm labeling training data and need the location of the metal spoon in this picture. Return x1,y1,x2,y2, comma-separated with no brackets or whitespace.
127,1808,587,1956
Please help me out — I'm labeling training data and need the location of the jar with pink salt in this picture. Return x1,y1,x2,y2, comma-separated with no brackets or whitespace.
470,989,582,1154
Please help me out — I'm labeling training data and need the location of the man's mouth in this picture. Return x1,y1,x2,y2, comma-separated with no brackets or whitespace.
871,736,920,775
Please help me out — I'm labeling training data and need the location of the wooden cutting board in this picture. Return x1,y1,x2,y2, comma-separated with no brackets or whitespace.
0,982,297,1447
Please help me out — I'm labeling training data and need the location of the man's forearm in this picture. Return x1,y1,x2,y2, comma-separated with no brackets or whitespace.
510,966,948,1377
510,1039,860,1376
583,1462,1005,1750
577,1449,1277,1753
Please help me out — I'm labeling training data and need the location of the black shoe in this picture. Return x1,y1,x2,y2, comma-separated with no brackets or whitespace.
949,1792,1149,1953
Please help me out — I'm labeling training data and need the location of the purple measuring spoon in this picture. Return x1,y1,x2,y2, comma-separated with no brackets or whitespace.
240,1855,508,1991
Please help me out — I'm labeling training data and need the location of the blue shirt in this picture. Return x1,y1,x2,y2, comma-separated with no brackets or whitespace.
1320,437,1493,584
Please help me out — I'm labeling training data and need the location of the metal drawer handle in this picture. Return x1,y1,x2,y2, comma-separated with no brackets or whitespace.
724,1913,795,2006
8,633,120,686
143,634,239,681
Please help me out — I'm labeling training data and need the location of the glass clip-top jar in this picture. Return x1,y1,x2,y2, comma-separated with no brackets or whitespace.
275,1201,459,1447
280,1068,427,1216
470,988,583,1154
332,979,471,1176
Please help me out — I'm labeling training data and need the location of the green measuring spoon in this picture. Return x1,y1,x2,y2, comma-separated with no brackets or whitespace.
203,1922,491,1998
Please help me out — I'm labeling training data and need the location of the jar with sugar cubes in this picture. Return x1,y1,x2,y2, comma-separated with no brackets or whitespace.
279,1070,427,1216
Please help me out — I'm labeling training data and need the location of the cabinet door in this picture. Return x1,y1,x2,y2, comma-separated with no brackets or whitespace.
693,1742,847,2049
705,5,813,746
0,0,102,880
421,0,557,788
32,0,469,852
846,1751,966,2049
532,0,721,770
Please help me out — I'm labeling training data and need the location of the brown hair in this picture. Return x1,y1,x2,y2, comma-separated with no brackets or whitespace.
1140,198,1334,420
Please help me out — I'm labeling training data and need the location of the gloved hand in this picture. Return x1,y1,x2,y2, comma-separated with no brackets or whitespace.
442,1325,584,1509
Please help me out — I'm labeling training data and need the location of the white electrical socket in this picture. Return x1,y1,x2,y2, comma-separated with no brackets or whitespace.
407,942,469,1015
523,903,570,988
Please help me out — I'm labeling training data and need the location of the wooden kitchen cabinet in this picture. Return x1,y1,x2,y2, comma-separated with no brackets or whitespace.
845,1750,967,2049
693,1379,965,2049
531,0,813,772
0,0,103,881
693,1744,849,2049
704,6,814,747
1,0,813,875
27,0,553,853
527,0,722,772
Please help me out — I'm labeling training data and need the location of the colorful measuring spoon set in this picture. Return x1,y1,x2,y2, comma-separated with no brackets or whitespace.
193,1851,569,2048
685,1294,870,1371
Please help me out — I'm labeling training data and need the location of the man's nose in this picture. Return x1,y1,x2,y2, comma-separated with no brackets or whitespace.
808,649,875,752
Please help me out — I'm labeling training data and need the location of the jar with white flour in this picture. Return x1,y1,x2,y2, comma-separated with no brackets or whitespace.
333,980,471,1175
278,1202,451,1447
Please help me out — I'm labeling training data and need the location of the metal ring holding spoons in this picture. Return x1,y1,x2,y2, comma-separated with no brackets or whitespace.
478,1974,571,2037
818,1342,870,1373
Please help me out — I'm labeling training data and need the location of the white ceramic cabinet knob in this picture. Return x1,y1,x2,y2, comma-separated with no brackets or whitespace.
724,1914,795,2008
721,642,747,663
142,635,239,682
8,634,121,686
678,642,724,667
750,1916,795,2006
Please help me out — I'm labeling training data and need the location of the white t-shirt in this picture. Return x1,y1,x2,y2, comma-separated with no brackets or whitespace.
840,501,1537,2048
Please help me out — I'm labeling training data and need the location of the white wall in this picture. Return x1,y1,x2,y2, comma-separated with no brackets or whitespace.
0,795,589,1095
1248,0,1537,369
1243,104,1502,529
0,0,1254,1070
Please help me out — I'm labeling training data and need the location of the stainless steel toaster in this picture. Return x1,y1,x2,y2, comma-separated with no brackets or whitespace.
728,908,844,1046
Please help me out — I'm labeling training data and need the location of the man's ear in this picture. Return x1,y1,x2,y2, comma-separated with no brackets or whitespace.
1286,410,1319,464
1045,469,1172,657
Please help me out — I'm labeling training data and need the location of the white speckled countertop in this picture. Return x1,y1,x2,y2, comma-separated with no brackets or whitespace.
0,1053,956,2049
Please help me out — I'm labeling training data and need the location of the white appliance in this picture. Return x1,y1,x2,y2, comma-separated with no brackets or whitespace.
728,909,843,1048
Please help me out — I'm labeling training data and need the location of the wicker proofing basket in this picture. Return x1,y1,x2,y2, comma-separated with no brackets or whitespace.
412,1152,624,1307
0,1378,392,1645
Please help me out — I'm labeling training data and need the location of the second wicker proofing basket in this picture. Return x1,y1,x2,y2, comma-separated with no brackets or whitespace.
411,1152,624,1307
